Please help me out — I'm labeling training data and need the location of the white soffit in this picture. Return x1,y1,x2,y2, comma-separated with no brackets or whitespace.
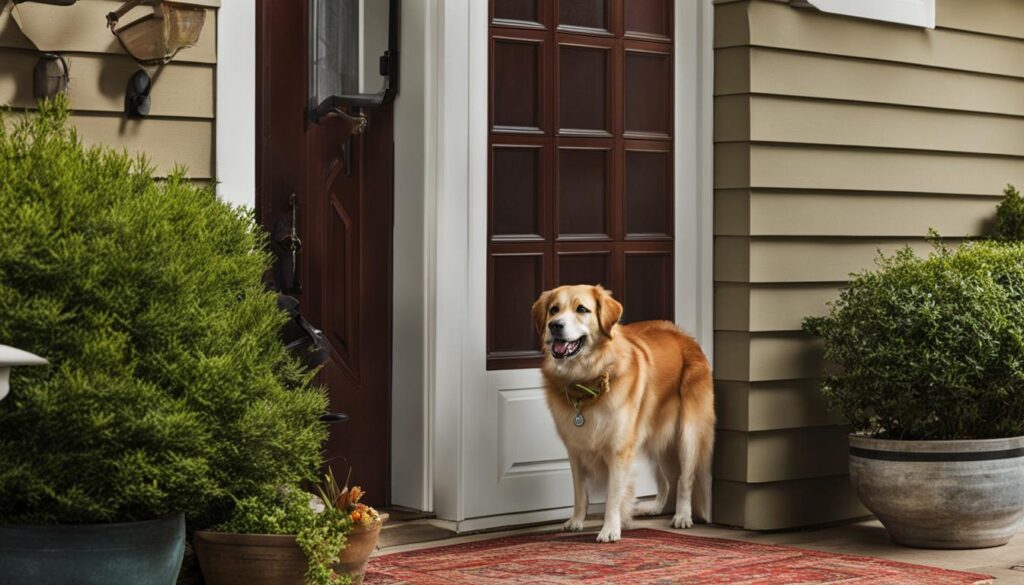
790,0,935,29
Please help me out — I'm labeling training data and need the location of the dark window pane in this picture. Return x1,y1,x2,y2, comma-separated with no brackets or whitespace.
491,254,545,354
558,148,608,237
494,39,541,130
494,0,539,23
625,150,671,236
559,0,608,31
557,252,610,288
624,253,671,323
559,45,608,133
625,52,671,136
493,147,542,238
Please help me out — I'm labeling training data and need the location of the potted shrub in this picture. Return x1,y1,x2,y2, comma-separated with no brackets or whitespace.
0,98,328,583
194,471,387,585
804,240,1024,549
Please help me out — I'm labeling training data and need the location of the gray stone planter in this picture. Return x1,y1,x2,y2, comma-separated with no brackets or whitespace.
0,513,185,585
850,434,1024,549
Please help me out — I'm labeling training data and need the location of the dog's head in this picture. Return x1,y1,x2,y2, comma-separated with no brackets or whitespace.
531,285,623,365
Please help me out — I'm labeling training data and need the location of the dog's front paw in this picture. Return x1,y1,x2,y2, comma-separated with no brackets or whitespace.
671,513,694,529
562,517,585,532
596,526,621,543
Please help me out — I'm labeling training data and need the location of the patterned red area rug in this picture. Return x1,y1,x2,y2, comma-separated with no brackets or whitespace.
365,528,992,584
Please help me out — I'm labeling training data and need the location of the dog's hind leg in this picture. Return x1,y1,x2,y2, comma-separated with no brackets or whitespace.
672,423,703,528
673,363,715,529
635,459,672,516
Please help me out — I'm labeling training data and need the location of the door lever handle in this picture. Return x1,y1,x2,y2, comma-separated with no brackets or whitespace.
327,107,368,135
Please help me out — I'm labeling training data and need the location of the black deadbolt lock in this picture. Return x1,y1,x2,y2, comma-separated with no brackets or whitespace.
125,70,152,118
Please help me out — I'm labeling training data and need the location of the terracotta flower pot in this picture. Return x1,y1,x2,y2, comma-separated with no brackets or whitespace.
193,532,306,585
194,513,387,585
336,513,388,584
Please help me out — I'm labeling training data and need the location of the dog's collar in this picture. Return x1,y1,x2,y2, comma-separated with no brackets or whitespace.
562,371,611,402
562,371,611,428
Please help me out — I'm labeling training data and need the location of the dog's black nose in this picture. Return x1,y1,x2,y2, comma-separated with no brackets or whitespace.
548,320,564,333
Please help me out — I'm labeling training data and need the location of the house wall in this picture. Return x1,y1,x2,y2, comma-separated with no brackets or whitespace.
712,0,1024,530
0,0,219,182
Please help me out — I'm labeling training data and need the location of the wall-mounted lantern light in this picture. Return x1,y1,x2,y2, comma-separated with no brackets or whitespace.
32,53,69,100
10,1,75,100
106,0,206,66
307,0,400,127
0,345,47,402
105,0,206,118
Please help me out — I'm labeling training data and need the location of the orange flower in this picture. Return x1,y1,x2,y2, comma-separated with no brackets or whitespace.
350,510,362,523
335,485,368,511
349,486,364,504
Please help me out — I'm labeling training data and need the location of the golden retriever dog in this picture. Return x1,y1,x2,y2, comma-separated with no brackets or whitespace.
531,285,715,543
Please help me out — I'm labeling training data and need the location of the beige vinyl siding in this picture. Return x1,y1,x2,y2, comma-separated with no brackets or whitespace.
714,475,868,531
713,0,1023,529
716,380,843,432
0,0,218,179
715,190,1000,238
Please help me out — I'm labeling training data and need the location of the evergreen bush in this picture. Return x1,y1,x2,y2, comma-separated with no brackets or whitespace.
0,98,328,526
804,240,1024,440
995,184,1024,241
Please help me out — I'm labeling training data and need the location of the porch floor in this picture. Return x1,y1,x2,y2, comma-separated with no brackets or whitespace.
376,514,1024,583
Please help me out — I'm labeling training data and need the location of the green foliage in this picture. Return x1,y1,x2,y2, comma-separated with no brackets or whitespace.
218,487,352,585
995,184,1024,241
803,240,1024,440
0,97,328,526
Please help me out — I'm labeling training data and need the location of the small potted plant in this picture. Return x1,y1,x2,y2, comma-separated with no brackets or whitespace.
328,475,388,581
804,239,1024,549
0,98,328,584
194,469,387,585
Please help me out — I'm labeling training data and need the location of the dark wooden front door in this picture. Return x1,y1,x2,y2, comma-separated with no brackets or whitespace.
256,0,393,505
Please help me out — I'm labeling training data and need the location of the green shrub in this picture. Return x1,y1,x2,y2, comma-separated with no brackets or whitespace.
803,240,1024,440
218,486,352,585
0,98,328,526
996,184,1024,241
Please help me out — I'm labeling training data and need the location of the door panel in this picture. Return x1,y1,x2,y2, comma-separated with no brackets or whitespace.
257,0,392,505
488,0,675,370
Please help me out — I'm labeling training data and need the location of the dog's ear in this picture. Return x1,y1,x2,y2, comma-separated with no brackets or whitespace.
531,290,552,337
595,286,623,339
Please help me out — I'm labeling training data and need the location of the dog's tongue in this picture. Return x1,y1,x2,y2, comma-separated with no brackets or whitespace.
553,340,568,354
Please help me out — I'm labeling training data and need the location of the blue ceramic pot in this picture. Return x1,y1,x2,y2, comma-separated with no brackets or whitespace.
0,513,185,585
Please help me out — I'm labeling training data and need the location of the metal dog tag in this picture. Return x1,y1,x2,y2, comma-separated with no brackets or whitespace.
573,412,585,427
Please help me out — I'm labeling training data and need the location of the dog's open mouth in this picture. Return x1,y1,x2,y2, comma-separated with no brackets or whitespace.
551,336,586,359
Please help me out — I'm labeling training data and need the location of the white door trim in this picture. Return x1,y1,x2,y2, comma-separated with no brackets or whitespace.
676,0,715,361
394,0,715,522
214,1,256,208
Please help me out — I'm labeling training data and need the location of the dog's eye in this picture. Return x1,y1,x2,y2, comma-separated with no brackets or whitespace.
576,305,590,314
549,305,559,315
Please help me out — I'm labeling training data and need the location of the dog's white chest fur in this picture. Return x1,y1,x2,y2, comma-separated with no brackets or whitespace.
549,395,628,453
